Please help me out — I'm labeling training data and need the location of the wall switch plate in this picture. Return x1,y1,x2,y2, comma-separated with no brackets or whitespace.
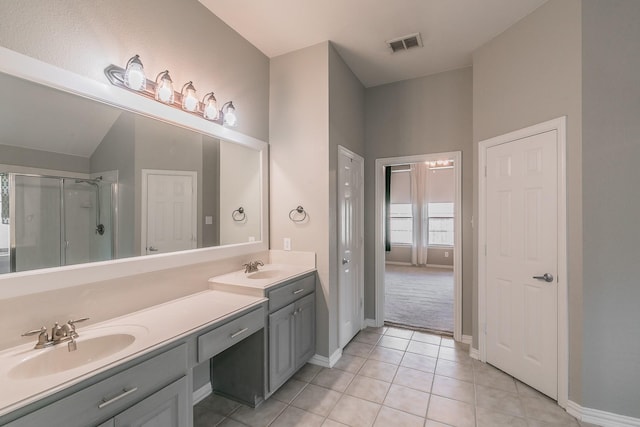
283,238,291,251
445,251,449,258
248,236,255,242
205,215,213,225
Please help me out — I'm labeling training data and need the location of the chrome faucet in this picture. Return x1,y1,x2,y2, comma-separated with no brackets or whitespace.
243,260,264,273
22,318,89,349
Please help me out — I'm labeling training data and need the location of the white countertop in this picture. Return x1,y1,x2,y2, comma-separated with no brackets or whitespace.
0,290,266,417
208,264,316,296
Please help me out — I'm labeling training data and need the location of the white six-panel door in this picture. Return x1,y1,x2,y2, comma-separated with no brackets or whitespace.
485,129,559,399
338,146,364,348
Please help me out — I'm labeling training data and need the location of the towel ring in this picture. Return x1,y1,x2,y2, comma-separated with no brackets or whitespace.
232,207,246,222
289,206,307,222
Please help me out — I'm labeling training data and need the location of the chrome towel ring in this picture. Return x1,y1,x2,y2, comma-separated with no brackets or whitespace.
289,206,307,222
232,207,246,221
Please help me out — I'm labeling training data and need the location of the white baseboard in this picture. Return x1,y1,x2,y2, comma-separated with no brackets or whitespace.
425,264,454,270
192,382,212,405
461,335,472,345
385,261,412,266
567,400,640,427
309,348,342,368
469,347,480,360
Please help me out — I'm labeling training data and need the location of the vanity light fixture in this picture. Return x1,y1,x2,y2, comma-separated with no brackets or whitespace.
181,81,199,112
202,92,219,120
123,55,146,91
155,70,174,104
221,101,237,127
104,57,238,126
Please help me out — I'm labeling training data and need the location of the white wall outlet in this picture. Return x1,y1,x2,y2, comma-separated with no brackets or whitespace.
248,236,255,242
445,251,449,258
283,238,291,251
205,215,213,225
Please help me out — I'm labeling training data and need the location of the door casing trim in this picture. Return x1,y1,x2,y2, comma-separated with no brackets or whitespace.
478,116,568,407
374,151,462,342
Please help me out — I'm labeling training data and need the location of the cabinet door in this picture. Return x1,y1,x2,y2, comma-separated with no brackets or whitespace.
269,303,296,392
294,293,316,369
114,376,189,427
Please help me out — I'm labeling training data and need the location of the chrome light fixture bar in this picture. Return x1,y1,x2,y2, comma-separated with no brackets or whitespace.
105,55,237,126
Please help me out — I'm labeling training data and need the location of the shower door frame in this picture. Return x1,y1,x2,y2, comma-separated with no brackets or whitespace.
5,172,116,273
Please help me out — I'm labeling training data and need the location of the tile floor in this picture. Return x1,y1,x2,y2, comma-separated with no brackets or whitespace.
194,326,599,427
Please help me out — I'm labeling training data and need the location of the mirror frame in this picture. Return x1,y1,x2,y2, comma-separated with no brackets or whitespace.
0,46,269,298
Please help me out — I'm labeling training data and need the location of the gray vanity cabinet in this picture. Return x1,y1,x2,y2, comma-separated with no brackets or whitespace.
267,273,316,393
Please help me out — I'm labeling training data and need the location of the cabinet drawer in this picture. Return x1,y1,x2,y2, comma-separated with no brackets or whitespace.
197,306,265,363
7,344,188,427
268,274,315,312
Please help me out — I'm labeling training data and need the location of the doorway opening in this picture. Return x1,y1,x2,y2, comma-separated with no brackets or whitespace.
375,152,462,341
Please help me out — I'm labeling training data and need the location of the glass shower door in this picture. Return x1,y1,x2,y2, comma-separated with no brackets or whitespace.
13,175,62,272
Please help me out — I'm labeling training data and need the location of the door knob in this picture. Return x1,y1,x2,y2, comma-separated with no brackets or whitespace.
342,258,350,265
533,273,554,282
148,246,159,252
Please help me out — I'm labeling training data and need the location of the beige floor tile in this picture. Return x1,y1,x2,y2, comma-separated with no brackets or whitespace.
522,395,581,426
293,363,322,382
358,359,399,382
412,331,442,345
344,341,374,358
333,353,367,373
427,395,475,427
475,384,524,417
368,346,404,365
229,398,287,427
401,352,437,373
383,383,430,417
291,383,342,416
377,335,410,351
431,375,475,403
272,378,308,404
328,394,381,427
345,375,391,403
193,404,225,427
364,326,388,335
199,394,242,416
475,406,528,427
528,419,580,427
440,337,463,348
437,346,471,364
312,368,355,392
373,406,424,427
354,331,383,345
472,361,517,393
393,366,434,393
406,340,440,358
217,418,247,427
385,327,414,339
425,420,454,427
270,406,325,427
322,419,350,427
434,359,474,382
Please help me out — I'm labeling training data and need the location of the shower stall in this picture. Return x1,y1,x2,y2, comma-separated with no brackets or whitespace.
0,172,117,274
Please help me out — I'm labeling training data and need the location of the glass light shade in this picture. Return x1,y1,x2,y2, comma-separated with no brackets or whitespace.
124,55,146,91
223,102,237,127
181,81,199,112
155,71,174,104
202,92,219,121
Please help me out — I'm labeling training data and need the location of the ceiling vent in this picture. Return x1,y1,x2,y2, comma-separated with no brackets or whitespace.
387,33,423,53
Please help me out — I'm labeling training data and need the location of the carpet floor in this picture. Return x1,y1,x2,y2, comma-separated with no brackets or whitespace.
384,264,453,333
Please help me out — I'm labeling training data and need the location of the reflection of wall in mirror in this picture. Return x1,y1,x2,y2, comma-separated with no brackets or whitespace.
220,141,261,245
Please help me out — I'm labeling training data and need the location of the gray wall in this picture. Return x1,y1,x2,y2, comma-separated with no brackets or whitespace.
0,144,89,174
202,137,220,248
364,67,473,336
582,0,640,418
472,0,583,403
386,245,453,267
0,0,269,142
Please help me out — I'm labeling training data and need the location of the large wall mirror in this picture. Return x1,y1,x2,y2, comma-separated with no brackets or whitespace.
0,47,268,280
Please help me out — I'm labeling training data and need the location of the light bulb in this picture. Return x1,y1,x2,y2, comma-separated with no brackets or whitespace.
181,81,199,112
155,70,174,104
223,102,237,127
202,92,219,120
124,55,146,91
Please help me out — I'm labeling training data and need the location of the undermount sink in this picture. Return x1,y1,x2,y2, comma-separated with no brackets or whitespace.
8,326,146,380
247,270,286,280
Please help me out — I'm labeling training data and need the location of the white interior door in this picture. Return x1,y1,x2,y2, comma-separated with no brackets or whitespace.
338,146,364,348
485,129,558,399
143,170,197,255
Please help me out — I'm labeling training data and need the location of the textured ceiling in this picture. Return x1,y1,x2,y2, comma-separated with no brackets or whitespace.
199,0,548,87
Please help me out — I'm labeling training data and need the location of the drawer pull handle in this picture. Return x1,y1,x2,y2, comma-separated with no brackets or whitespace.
231,327,249,339
98,387,138,409
293,289,304,295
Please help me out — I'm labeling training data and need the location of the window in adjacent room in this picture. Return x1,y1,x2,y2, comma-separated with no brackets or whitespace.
428,202,454,246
